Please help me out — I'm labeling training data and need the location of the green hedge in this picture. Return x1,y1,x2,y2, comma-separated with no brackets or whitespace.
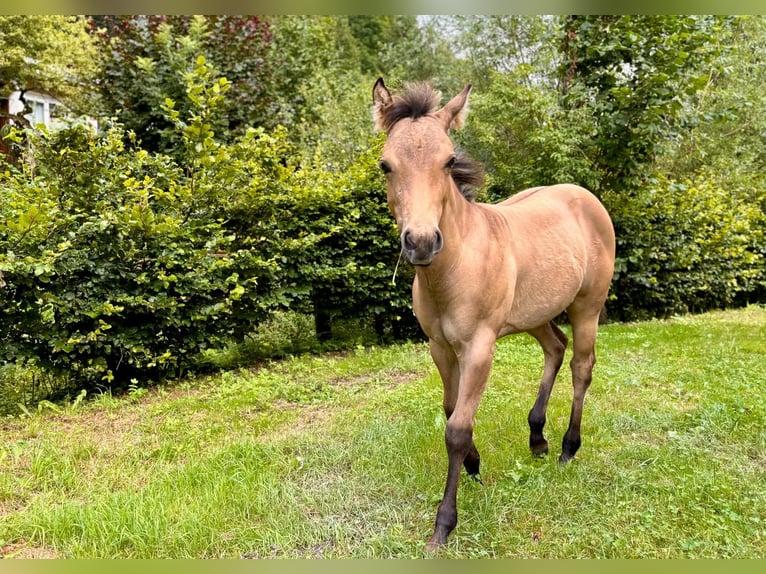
0,123,274,385
0,60,417,389
604,173,765,321
2,59,763,392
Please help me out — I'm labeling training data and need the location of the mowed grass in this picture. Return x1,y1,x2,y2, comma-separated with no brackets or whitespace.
0,306,764,558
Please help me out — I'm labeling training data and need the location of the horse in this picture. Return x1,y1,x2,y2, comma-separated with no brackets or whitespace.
372,78,616,551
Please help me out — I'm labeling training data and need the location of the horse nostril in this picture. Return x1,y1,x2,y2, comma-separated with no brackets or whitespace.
403,230,417,251
434,229,444,253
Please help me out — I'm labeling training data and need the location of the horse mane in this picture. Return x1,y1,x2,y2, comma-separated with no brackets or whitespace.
451,150,485,202
376,81,485,201
375,82,443,133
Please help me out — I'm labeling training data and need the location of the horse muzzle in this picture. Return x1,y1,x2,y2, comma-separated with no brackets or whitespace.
402,228,443,266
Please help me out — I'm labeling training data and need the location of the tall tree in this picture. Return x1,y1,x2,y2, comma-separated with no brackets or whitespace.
559,15,735,192
447,15,558,90
89,15,272,154
661,16,766,189
0,14,99,156
0,15,99,106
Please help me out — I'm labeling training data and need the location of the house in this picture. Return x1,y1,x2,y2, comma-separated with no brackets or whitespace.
6,90,66,129
0,90,98,156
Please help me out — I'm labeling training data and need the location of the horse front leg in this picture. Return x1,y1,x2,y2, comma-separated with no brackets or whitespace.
430,340,482,480
426,335,495,551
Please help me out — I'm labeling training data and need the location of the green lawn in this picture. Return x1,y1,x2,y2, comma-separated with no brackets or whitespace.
1,306,764,558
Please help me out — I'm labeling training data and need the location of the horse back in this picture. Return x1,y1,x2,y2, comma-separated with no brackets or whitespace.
498,184,614,248
491,184,615,332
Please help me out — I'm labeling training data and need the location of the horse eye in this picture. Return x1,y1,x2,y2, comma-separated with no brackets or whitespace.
446,156,457,169
379,160,392,174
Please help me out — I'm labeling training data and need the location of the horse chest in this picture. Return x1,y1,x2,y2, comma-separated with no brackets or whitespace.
412,276,500,347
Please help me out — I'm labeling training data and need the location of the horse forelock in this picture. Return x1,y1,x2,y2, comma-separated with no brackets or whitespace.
378,82,443,133
377,82,484,201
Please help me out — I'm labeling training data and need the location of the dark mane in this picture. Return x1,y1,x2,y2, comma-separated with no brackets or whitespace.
375,80,484,201
377,82,442,133
451,150,485,202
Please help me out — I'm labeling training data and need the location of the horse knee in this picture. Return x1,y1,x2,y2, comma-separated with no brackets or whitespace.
445,422,473,456
570,354,594,387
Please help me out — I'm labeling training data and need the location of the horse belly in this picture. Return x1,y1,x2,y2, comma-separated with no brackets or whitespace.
501,261,585,335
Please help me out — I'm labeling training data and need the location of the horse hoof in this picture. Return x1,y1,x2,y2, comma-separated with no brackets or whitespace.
530,441,549,457
424,539,446,554
424,527,450,553
558,452,574,465
470,473,484,485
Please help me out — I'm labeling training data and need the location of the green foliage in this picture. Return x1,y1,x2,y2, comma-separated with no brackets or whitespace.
90,15,273,155
447,15,558,91
661,16,766,193
0,59,301,387
265,17,376,168
605,173,764,320
457,69,599,199
1,125,253,385
1,55,420,392
559,15,735,192
302,140,419,341
0,15,99,108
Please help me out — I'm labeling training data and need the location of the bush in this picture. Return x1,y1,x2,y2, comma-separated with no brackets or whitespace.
605,173,764,320
456,69,600,200
0,122,276,386
0,57,421,394
301,141,421,342
0,59,306,387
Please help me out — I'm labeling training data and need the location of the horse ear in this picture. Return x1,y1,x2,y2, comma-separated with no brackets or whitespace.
372,77,393,132
436,84,472,131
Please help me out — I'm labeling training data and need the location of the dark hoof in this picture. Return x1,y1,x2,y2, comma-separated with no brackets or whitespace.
469,473,484,485
530,440,549,457
464,454,481,477
560,436,581,464
558,452,575,465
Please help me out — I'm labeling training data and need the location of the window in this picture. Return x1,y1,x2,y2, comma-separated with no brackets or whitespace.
30,100,46,125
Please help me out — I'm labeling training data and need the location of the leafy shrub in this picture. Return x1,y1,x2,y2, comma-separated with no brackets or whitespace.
605,173,764,320
0,56,421,394
301,142,421,342
0,123,271,385
457,69,600,200
0,59,307,387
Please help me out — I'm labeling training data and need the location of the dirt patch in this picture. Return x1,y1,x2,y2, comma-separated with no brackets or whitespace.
0,541,60,559
259,368,424,445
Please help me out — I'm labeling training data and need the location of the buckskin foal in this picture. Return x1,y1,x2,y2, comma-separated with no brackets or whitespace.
372,78,616,551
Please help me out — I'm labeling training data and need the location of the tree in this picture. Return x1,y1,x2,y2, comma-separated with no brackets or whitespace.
457,68,599,200
376,16,460,92
0,15,99,107
447,15,558,91
89,15,272,154
661,16,766,187
263,16,362,162
0,15,99,158
558,15,735,192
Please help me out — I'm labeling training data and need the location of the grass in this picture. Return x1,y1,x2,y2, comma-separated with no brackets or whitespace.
0,306,764,558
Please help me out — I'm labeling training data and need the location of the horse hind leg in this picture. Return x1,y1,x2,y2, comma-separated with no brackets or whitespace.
527,321,568,456
560,308,600,463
